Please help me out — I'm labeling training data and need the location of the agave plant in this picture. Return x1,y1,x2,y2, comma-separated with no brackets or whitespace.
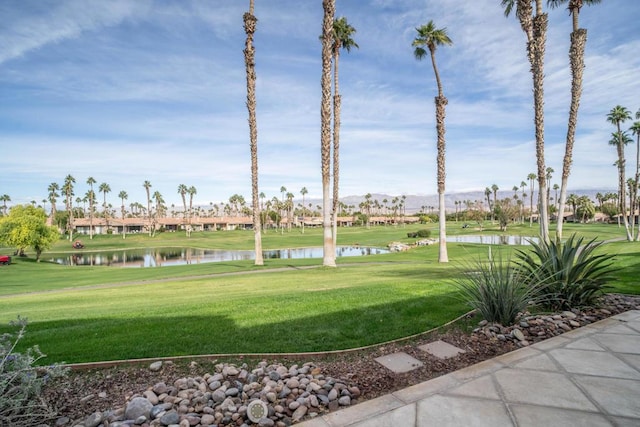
514,234,613,310
455,252,544,326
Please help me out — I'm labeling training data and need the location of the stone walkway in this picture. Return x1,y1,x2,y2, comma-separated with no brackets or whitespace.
299,310,640,426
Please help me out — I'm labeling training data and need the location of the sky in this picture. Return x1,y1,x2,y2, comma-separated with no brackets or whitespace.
1,0,639,209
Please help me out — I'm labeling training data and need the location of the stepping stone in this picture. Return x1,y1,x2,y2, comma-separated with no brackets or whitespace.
374,352,424,373
419,340,466,359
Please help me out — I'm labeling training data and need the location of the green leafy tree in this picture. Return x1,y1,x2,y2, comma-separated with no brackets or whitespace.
413,20,453,263
0,204,59,260
494,198,520,231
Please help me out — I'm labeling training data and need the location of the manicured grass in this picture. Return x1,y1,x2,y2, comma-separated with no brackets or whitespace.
0,222,637,364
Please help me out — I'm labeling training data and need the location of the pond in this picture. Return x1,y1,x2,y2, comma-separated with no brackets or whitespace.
47,246,390,268
446,235,538,245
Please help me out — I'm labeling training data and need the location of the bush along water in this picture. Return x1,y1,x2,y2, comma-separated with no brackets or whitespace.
514,234,614,311
0,317,68,427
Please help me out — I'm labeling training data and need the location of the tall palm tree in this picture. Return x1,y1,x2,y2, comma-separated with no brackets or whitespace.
550,0,601,240
86,177,96,239
320,0,336,267
413,20,453,263
631,117,640,240
503,0,550,242
187,186,197,237
527,172,536,226
0,194,10,216
177,184,188,235
330,16,358,247
47,182,60,219
608,106,633,240
545,166,553,216
62,174,75,241
152,191,165,218
300,187,308,234
143,180,152,236
99,182,111,213
491,183,499,221
244,0,263,265
118,190,128,239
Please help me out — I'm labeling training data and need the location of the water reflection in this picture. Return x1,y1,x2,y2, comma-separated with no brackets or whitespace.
447,235,538,245
49,246,389,268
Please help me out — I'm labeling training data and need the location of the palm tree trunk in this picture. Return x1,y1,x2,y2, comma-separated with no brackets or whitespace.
557,28,587,241
531,12,549,243
331,49,341,248
435,95,448,263
636,133,640,241
244,1,263,266
321,0,336,267
616,129,633,240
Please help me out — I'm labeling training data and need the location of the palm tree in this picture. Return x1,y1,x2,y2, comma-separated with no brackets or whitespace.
187,186,197,236
413,20,453,263
520,180,527,222
300,187,308,234
99,183,111,232
320,0,336,267
47,182,60,219
607,106,633,240
62,174,75,241
330,16,358,247
491,184,499,221
177,184,188,235
503,0,550,242
527,172,536,226
0,194,9,216
152,191,165,218
86,177,96,239
545,167,553,217
631,117,640,240
118,190,128,239
243,0,263,265
143,180,152,236
550,0,601,240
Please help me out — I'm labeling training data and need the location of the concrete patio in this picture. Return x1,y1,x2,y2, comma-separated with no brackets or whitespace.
299,310,640,426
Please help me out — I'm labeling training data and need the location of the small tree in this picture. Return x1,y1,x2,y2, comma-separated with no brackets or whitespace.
493,198,520,231
0,205,59,261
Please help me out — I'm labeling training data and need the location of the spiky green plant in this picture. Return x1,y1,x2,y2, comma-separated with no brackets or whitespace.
514,234,613,310
455,252,544,325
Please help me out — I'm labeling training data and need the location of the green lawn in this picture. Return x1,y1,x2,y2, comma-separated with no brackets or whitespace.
0,222,637,364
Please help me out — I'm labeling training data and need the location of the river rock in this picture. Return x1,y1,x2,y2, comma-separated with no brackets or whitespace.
124,397,152,420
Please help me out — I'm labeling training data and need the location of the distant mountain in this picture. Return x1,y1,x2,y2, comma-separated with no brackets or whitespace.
317,189,615,214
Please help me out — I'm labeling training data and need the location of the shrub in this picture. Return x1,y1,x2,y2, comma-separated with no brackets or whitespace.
514,234,613,310
455,252,544,325
0,317,68,427
416,229,431,238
